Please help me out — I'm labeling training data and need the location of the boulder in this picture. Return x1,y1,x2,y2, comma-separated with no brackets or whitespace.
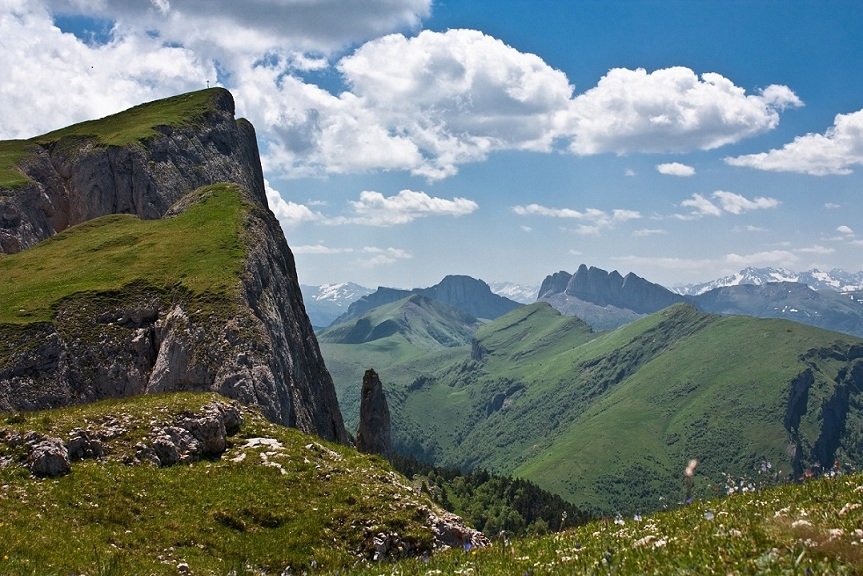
28,437,70,477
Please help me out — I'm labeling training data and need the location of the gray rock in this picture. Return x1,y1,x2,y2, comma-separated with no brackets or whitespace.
28,437,70,477
355,369,392,456
426,508,490,550
66,429,105,460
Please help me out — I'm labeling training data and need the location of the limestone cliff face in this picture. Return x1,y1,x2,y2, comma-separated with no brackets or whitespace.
0,89,263,253
0,90,347,443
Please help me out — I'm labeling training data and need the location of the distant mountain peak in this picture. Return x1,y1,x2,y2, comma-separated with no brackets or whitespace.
332,275,523,325
675,267,863,295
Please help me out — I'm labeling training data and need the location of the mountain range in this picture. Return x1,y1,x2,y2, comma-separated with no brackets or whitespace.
320,295,863,514
333,275,522,326
675,267,863,295
537,265,863,338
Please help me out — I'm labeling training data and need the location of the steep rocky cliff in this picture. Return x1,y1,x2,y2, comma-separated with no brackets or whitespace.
0,89,263,253
0,89,347,443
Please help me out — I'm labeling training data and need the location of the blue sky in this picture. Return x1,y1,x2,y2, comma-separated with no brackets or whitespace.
2,1,862,289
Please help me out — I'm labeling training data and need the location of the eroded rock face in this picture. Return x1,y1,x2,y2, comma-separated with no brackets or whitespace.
0,89,264,253
0,89,347,443
355,369,392,456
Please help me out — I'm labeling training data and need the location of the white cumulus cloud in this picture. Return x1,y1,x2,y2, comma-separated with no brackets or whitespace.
712,191,781,214
2,4,803,181
679,191,780,219
0,0,214,139
360,246,412,266
565,67,802,155
265,180,323,226
656,162,695,177
346,189,478,226
726,108,863,175
512,203,640,235
837,225,855,235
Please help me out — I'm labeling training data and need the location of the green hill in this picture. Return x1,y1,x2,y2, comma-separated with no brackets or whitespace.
0,183,246,326
0,393,478,575
319,295,481,433
321,302,863,514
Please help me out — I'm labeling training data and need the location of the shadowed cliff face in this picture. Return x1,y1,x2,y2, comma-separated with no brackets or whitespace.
0,89,348,443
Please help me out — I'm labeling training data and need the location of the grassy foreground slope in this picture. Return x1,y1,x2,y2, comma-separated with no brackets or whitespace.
343,472,863,576
0,393,443,575
0,183,246,325
322,302,863,514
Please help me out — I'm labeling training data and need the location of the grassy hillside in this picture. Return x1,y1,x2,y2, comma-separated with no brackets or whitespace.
0,89,223,189
0,183,247,325
321,302,863,514
0,393,444,575
342,472,863,575
319,295,481,432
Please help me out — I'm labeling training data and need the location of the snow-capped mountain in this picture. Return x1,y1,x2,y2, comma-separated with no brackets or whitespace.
489,282,539,304
300,283,373,327
674,268,863,296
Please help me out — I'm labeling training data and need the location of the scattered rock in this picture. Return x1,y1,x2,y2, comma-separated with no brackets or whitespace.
66,429,105,460
425,507,490,550
141,401,242,467
27,437,70,477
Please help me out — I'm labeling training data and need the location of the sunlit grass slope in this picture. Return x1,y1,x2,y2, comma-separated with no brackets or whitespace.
0,183,247,324
342,472,863,576
0,393,438,575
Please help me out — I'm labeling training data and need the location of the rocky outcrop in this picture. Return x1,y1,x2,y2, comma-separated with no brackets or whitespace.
0,89,347,443
562,265,684,314
0,89,264,253
136,401,242,466
538,270,572,299
28,437,71,477
538,264,685,329
355,369,392,456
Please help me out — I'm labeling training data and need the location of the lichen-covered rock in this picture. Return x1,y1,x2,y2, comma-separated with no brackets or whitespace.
28,437,71,477
137,401,244,466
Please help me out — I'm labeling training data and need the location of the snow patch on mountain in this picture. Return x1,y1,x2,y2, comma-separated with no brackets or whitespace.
489,282,539,304
674,267,863,295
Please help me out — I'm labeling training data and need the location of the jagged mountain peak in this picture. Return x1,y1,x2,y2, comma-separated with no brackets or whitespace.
333,274,522,325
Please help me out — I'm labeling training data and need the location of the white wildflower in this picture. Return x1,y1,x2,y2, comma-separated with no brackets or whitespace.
792,519,812,528
839,502,861,516
634,535,656,547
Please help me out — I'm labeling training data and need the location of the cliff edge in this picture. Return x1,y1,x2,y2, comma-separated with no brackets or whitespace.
0,89,347,443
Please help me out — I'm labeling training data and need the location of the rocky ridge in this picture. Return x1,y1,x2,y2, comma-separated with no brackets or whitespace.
0,89,347,442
